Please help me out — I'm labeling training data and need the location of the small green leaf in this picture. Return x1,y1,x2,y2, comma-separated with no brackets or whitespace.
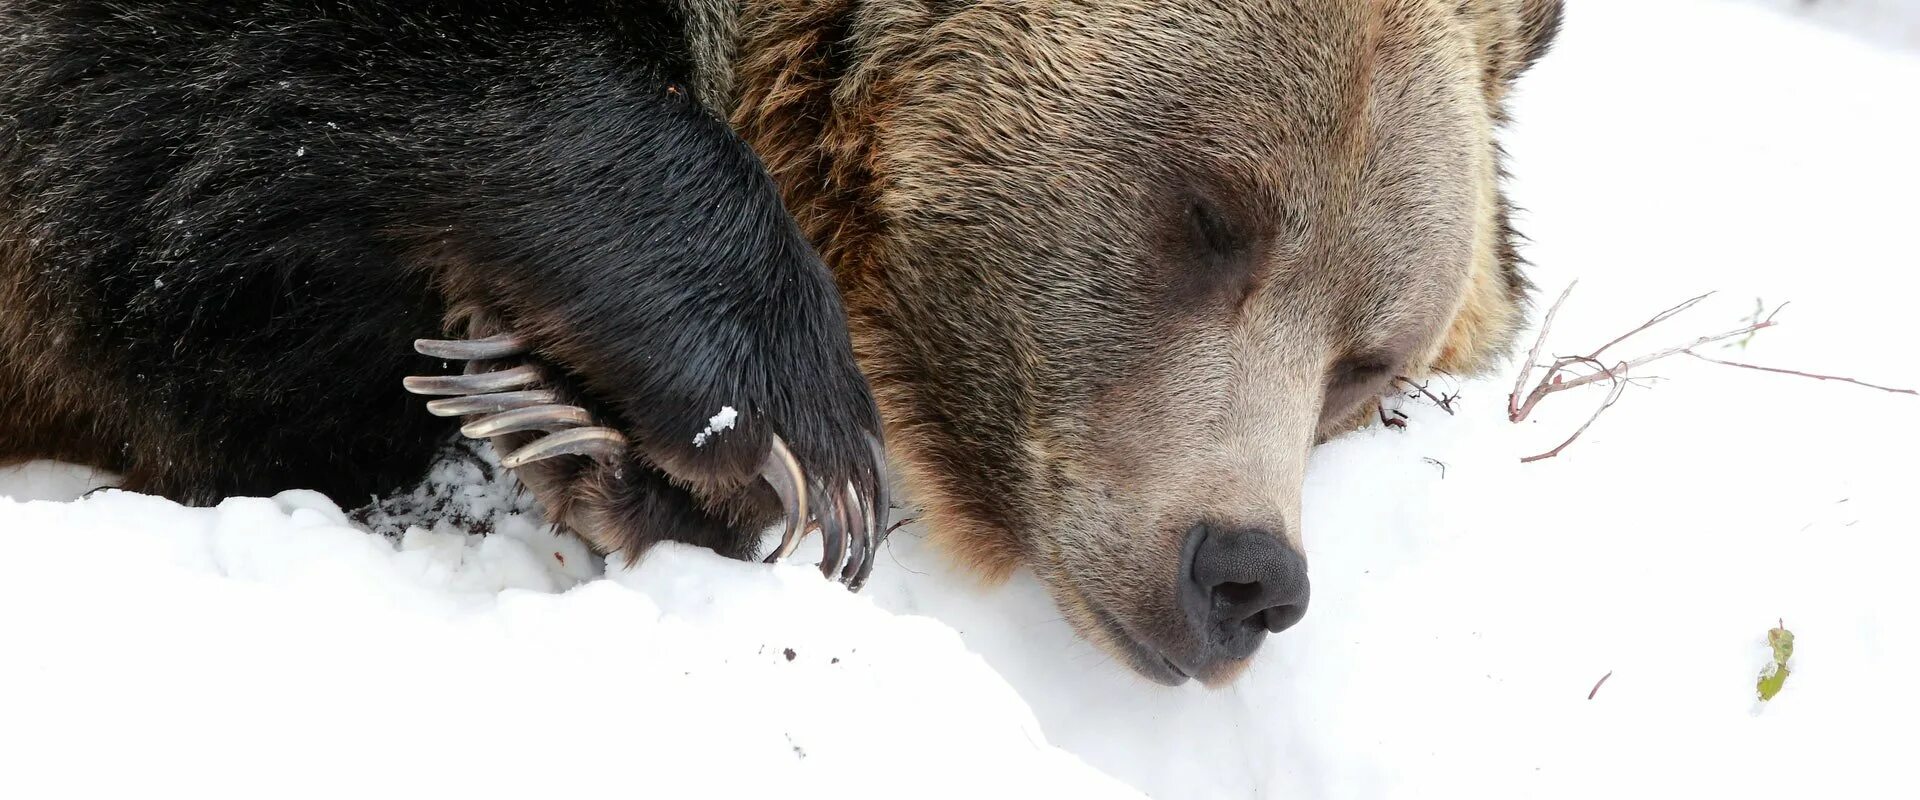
1757,620,1794,702
1757,662,1790,702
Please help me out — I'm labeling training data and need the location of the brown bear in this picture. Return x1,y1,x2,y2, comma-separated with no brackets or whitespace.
0,0,1560,687
732,0,1562,685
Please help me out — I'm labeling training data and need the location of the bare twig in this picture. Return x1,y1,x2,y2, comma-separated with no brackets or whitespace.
1511,281,1577,421
1510,303,1781,424
1521,367,1628,463
1588,671,1613,700
1396,377,1459,415
1589,292,1714,363
1683,351,1918,396
1509,285,1908,463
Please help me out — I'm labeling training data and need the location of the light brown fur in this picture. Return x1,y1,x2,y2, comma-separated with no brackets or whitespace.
720,0,1561,684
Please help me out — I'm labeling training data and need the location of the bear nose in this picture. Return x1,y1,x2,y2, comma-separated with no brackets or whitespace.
1181,523,1310,660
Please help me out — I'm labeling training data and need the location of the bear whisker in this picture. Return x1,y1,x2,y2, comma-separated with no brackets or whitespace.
459,404,593,439
412,333,528,361
402,364,543,396
425,390,560,417
499,427,627,468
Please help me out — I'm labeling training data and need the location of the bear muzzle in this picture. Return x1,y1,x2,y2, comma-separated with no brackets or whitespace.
1081,521,1311,687
1179,522,1311,665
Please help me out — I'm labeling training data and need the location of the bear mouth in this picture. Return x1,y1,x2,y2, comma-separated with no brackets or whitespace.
1084,594,1192,686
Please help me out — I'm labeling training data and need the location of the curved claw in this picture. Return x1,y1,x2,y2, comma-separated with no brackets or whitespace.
850,433,890,592
838,480,869,585
814,479,850,580
425,390,561,417
759,434,810,564
414,333,529,361
500,426,627,467
403,364,542,396
459,404,593,439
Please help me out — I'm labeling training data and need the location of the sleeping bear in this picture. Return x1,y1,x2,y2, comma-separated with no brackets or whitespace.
0,0,1561,686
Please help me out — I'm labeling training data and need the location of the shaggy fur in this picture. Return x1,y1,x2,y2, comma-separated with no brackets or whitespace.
730,0,1562,684
0,1,883,559
0,0,1560,687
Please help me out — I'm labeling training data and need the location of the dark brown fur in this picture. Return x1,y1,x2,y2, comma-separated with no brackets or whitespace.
0,2,885,566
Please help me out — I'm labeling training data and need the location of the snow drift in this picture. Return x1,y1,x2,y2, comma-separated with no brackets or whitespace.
0,488,1137,798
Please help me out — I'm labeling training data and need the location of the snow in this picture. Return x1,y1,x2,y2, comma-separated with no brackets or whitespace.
3,1,1917,798
1736,0,1920,51
0,489,1136,798
692,404,739,447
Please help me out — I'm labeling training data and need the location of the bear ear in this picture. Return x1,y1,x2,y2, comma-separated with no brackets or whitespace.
1463,0,1563,103
1509,0,1565,79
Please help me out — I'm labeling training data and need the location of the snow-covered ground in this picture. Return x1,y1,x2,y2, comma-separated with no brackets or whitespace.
0,491,1136,798
4,1,1917,798
1738,0,1920,51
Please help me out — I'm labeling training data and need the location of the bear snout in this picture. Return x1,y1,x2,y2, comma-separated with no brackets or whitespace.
1177,522,1311,669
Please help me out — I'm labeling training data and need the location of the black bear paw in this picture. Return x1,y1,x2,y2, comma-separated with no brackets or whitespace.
403,332,890,590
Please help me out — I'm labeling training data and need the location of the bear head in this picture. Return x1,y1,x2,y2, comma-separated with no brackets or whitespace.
722,0,1563,686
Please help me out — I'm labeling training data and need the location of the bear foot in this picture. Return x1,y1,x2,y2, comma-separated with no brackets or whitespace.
403,332,888,590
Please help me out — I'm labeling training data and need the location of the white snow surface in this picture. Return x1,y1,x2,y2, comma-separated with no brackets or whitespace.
4,2,1918,798
0,490,1135,799
1738,0,1920,51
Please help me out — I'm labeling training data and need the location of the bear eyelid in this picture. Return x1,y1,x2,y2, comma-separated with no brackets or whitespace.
1186,199,1248,258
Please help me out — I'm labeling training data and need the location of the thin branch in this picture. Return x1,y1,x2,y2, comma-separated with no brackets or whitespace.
1683,351,1919,396
1556,354,1618,382
1521,374,1627,463
1511,287,1909,463
1588,671,1614,701
1589,292,1714,362
1512,312,1779,423
1511,281,1577,421
1395,377,1458,415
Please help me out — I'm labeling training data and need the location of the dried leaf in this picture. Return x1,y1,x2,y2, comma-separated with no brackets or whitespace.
1768,623,1795,664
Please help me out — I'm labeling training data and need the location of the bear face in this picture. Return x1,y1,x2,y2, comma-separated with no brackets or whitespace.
735,0,1562,685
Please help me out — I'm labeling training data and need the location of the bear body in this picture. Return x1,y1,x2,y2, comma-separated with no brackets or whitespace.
0,1,886,570
1,0,1561,684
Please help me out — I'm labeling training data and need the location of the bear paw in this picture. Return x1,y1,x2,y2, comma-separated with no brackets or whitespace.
403,332,889,590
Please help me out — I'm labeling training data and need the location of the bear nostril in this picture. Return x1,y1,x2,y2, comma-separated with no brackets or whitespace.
1183,522,1311,657
1261,602,1308,634
1213,581,1265,619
